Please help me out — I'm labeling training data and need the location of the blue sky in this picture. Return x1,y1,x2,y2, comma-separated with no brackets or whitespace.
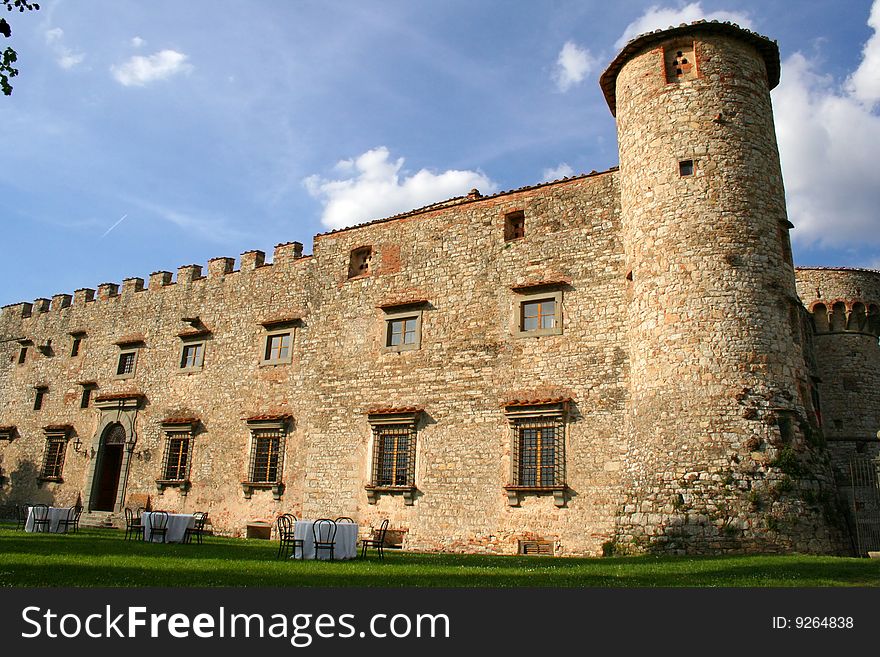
1,0,878,307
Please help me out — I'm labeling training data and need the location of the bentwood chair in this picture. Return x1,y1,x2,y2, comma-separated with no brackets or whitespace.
15,503,28,530
335,517,355,523
312,518,337,561
57,506,82,534
360,518,390,560
183,511,208,545
31,504,51,533
276,514,304,559
148,510,169,543
124,507,144,541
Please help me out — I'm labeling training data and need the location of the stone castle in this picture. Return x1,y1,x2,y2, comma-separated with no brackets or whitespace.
2,21,878,556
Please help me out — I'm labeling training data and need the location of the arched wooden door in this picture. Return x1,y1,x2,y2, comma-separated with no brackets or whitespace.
91,423,126,511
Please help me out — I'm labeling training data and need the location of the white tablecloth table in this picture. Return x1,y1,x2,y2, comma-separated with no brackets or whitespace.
25,506,72,533
292,520,358,560
142,512,196,543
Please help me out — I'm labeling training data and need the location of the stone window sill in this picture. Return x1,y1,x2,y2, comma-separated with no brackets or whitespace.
241,481,285,500
156,479,191,495
504,485,567,508
365,485,416,505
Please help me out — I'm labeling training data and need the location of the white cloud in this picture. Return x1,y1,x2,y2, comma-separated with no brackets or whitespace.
131,36,145,48
111,49,192,87
846,0,880,107
553,41,597,92
615,2,752,49
44,26,85,70
304,147,497,230
542,163,575,181
774,1,880,249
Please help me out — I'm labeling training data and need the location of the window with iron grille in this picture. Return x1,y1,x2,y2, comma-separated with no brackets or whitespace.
162,433,191,481
41,437,67,480
249,430,284,483
373,425,416,486
504,401,568,507
116,350,137,377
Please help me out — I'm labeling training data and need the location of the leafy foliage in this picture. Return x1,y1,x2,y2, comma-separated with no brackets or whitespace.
1,0,39,96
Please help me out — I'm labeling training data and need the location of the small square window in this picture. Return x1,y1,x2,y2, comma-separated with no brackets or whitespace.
504,210,525,241
679,159,694,176
348,246,373,279
179,342,205,371
116,350,138,378
261,330,292,365
514,291,563,338
383,310,423,352
665,43,696,82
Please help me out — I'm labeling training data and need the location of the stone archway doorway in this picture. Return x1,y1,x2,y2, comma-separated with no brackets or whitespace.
91,423,126,511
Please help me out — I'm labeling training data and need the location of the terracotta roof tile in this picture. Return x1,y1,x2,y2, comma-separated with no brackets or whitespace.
114,334,145,346
161,417,199,425
366,406,424,416
245,413,292,422
504,397,572,407
94,392,144,402
43,424,74,432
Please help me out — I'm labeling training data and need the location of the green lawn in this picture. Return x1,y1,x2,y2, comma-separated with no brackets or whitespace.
1,527,877,587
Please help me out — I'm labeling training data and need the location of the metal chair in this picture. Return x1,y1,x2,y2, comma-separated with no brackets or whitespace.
335,516,355,523
312,518,337,561
15,503,28,530
360,518,390,560
184,511,208,545
147,511,169,543
124,507,144,541
57,506,82,534
31,504,51,533
276,514,304,559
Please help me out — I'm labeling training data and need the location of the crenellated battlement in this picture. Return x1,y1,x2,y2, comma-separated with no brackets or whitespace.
0,241,307,323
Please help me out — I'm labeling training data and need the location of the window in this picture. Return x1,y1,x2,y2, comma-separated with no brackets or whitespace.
383,309,423,352
80,385,95,409
242,416,289,500
33,387,47,411
18,345,28,364
348,246,373,278
514,290,563,338
366,408,420,505
70,335,83,357
679,159,694,176
261,330,292,365
504,210,525,241
665,43,696,82
504,400,568,507
115,350,138,378
40,429,70,481
163,435,190,480
179,341,205,370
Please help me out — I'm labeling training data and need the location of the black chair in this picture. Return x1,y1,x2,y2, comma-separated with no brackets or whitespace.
360,518,390,560
184,512,208,545
335,516,355,523
15,504,28,530
124,507,144,541
147,511,169,543
276,514,304,559
31,504,51,533
312,518,337,561
57,506,82,534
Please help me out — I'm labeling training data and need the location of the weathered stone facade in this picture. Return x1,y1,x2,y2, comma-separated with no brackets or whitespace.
0,21,877,555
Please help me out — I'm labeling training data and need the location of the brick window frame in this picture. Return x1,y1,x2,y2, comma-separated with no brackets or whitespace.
348,245,373,279
513,289,563,338
365,408,421,505
504,210,526,241
504,400,568,507
39,426,72,482
156,419,198,495
241,416,289,500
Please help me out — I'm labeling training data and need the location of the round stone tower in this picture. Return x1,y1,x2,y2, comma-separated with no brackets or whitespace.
600,22,848,553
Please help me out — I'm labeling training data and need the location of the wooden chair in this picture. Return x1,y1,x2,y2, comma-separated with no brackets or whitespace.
276,514,303,559
148,511,169,543
31,504,51,533
312,518,337,560
57,506,82,534
124,507,144,541
360,518,390,560
184,512,208,545
335,516,355,523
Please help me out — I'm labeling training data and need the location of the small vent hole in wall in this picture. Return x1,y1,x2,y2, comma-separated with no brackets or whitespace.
679,159,694,176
